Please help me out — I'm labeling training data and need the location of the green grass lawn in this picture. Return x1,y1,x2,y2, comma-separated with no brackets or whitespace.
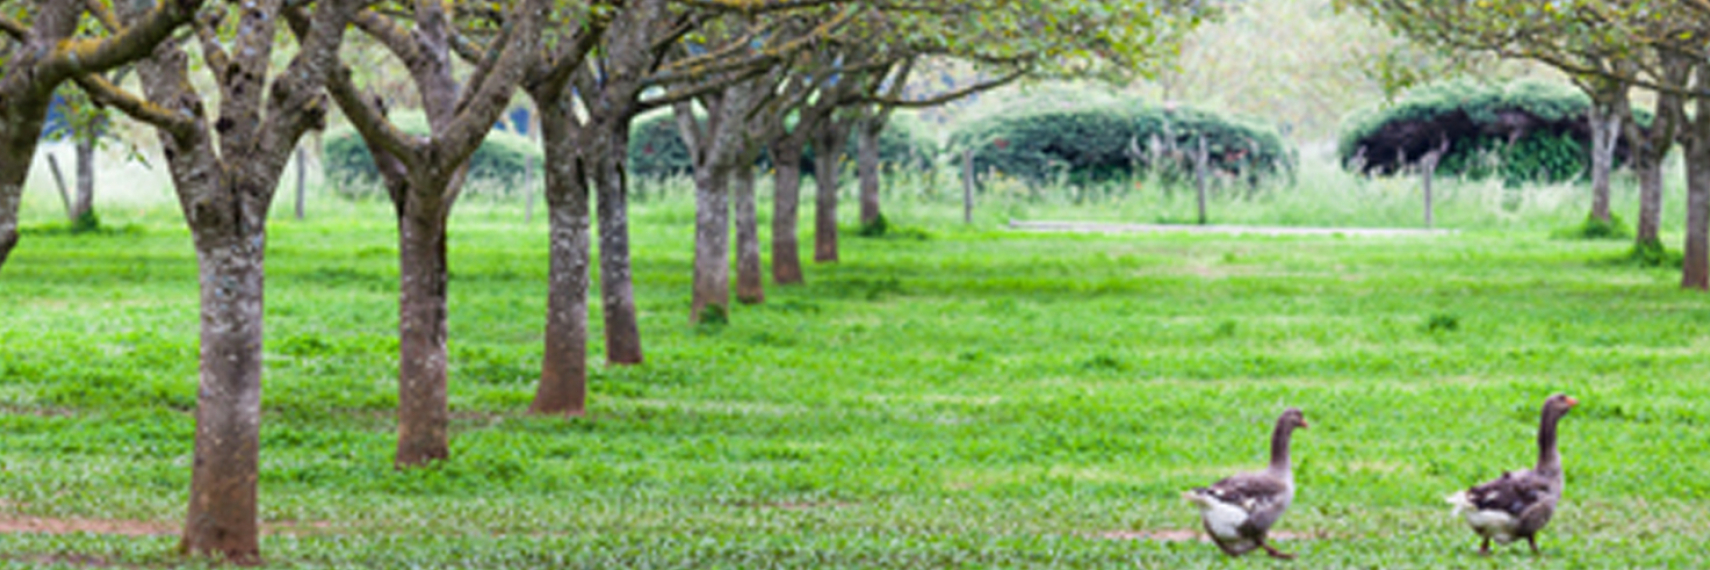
2,192,1708,568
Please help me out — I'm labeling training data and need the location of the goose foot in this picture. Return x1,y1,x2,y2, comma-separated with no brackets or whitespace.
1259,541,1294,560
1527,536,1541,556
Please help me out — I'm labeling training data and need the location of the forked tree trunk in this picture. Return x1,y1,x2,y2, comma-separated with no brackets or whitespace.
531,108,591,415
733,162,763,304
593,122,644,364
770,141,805,284
180,233,266,564
857,118,882,226
812,126,846,263
1685,95,1710,291
395,191,452,466
73,137,96,222
691,165,732,322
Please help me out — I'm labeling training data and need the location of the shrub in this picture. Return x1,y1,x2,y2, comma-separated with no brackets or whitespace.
323,111,542,198
945,99,1290,186
627,110,940,179
1338,79,1653,185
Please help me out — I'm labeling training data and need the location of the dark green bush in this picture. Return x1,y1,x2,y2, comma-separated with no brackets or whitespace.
1339,79,1653,185
627,110,939,178
945,100,1290,186
324,111,541,197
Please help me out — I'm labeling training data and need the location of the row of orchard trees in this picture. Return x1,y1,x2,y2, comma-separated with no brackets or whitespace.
0,0,1204,563
1342,0,1710,289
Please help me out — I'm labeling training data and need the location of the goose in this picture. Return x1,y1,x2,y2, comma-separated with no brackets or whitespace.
1183,408,1308,559
1447,393,1578,555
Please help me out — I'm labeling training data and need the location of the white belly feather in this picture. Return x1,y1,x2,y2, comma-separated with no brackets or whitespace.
1447,490,1519,542
1183,491,1253,541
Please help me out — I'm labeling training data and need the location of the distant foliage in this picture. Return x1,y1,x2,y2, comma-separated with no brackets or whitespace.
1338,79,1652,185
946,99,1291,186
627,110,940,178
323,112,541,197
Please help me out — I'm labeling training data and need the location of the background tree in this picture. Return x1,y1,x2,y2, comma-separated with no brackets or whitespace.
0,0,202,270
85,0,356,560
1344,0,1710,288
319,0,545,466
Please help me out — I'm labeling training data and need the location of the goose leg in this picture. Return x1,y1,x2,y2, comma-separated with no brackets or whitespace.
1258,540,1295,560
1478,537,1491,556
1526,536,1541,556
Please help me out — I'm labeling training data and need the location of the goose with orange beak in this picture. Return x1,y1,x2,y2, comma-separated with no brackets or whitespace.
1447,394,1578,555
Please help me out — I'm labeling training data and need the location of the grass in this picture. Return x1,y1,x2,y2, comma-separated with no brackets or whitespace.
3,163,1709,568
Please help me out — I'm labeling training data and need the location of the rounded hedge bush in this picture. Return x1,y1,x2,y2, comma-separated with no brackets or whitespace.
1338,79,1652,185
945,100,1289,186
324,111,541,196
627,110,939,178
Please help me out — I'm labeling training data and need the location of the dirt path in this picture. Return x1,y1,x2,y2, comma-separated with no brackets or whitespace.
1010,220,1456,237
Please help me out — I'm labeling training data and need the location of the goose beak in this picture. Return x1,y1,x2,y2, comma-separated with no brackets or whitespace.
1564,396,1579,408
1299,420,1310,429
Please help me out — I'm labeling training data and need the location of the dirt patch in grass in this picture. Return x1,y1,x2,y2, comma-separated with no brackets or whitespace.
0,516,335,536
0,516,174,536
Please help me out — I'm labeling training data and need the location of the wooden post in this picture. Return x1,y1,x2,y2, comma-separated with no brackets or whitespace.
294,146,307,221
1421,139,1449,229
962,147,974,225
1194,135,1209,225
46,153,73,220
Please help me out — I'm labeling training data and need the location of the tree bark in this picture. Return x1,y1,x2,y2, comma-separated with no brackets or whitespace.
395,190,452,466
769,141,805,284
530,107,591,416
962,147,974,224
1637,159,1664,247
73,137,96,223
1194,136,1209,225
180,232,266,565
812,122,848,263
733,162,763,304
294,145,307,221
1685,92,1710,291
692,164,732,322
593,121,644,364
857,117,882,226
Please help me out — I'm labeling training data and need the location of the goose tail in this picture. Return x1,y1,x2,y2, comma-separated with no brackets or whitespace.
1445,490,1475,516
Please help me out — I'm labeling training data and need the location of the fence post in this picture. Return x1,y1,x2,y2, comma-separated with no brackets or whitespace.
1194,135,1209,225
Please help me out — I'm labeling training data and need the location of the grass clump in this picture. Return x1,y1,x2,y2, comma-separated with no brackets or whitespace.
1554,213,1633,240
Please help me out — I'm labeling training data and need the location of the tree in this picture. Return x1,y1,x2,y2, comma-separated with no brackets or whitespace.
319,0,545,466
77,0,356,560
1344,0,1710,288
0,0,203,271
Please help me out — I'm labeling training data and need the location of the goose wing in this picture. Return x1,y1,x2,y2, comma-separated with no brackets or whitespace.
1466,470,1553,517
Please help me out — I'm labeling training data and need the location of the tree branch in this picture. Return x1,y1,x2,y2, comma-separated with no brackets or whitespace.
72,73,196,138
0,13,26,41
859,68,1024,108
86,0,123,34
43,0,203,82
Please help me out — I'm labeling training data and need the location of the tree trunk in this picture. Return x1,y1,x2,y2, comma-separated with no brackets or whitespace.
857,118,882,226
73,137,96,223
48,153,74,218
691,165,731,323
179,232,266,565
1685,95,1710,291
1637,159,1664,248
395,191,452,467
770,142,805,285
0,102,56,271
294,146,307,221
593,122,644,365
813,126,845,263
531,116,591,416
1194,136,1209,225
1588,101,1621,224
733,162,763,304
963,147,974,224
